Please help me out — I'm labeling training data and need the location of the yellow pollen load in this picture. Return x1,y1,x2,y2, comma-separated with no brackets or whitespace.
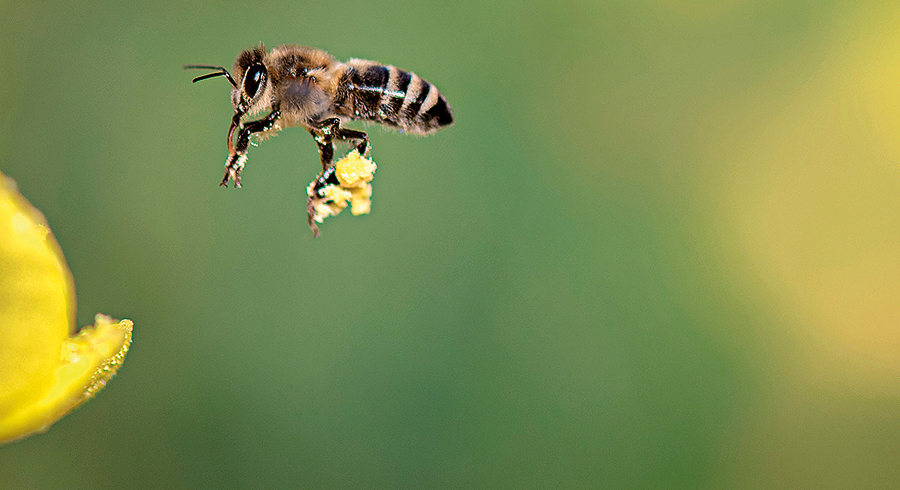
307,150,377,225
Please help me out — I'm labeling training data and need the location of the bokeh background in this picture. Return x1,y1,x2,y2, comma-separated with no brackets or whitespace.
2,0,899,488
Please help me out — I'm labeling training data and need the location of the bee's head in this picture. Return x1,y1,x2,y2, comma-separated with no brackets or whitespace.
184,44,271,117
231,45,271,115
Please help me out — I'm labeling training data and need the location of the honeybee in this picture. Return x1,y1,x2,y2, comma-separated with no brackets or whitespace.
184,44,454,189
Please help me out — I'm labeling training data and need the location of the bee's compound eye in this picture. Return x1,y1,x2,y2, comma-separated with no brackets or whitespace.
243,63,266,98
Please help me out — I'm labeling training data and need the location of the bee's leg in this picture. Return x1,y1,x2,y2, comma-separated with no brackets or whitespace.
309,129,335,172
306,212,321,238
222,109,280,187
310,165,340,197
313,118,370,160
331,125,369,156
306,165,340,238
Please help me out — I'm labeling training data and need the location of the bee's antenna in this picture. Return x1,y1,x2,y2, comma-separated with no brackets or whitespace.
183,65,237,88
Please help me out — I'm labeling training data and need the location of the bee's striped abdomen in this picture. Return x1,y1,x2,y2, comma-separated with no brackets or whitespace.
341,60,453,135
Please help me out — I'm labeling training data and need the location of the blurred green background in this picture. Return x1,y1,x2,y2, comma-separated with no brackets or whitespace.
2,0,899,488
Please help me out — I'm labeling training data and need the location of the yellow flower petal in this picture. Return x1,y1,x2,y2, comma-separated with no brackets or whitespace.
0,171,132,445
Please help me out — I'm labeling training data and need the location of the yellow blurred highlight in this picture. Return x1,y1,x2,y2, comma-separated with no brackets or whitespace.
0,171,132,444
707,8,900,396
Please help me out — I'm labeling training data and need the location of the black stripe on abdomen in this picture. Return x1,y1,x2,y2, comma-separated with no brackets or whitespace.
401,76,430,120
381,69,411,122
356,64,388,89
349,65,389,119
422,93,453,127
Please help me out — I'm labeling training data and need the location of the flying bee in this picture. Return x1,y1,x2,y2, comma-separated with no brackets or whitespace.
184,44,454,190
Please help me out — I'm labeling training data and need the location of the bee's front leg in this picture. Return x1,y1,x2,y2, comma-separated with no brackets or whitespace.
222,109,280,187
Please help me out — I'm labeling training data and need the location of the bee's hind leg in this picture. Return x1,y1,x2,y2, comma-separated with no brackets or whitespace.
312,118,370,165
309,129,335,172
337,126,369,157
